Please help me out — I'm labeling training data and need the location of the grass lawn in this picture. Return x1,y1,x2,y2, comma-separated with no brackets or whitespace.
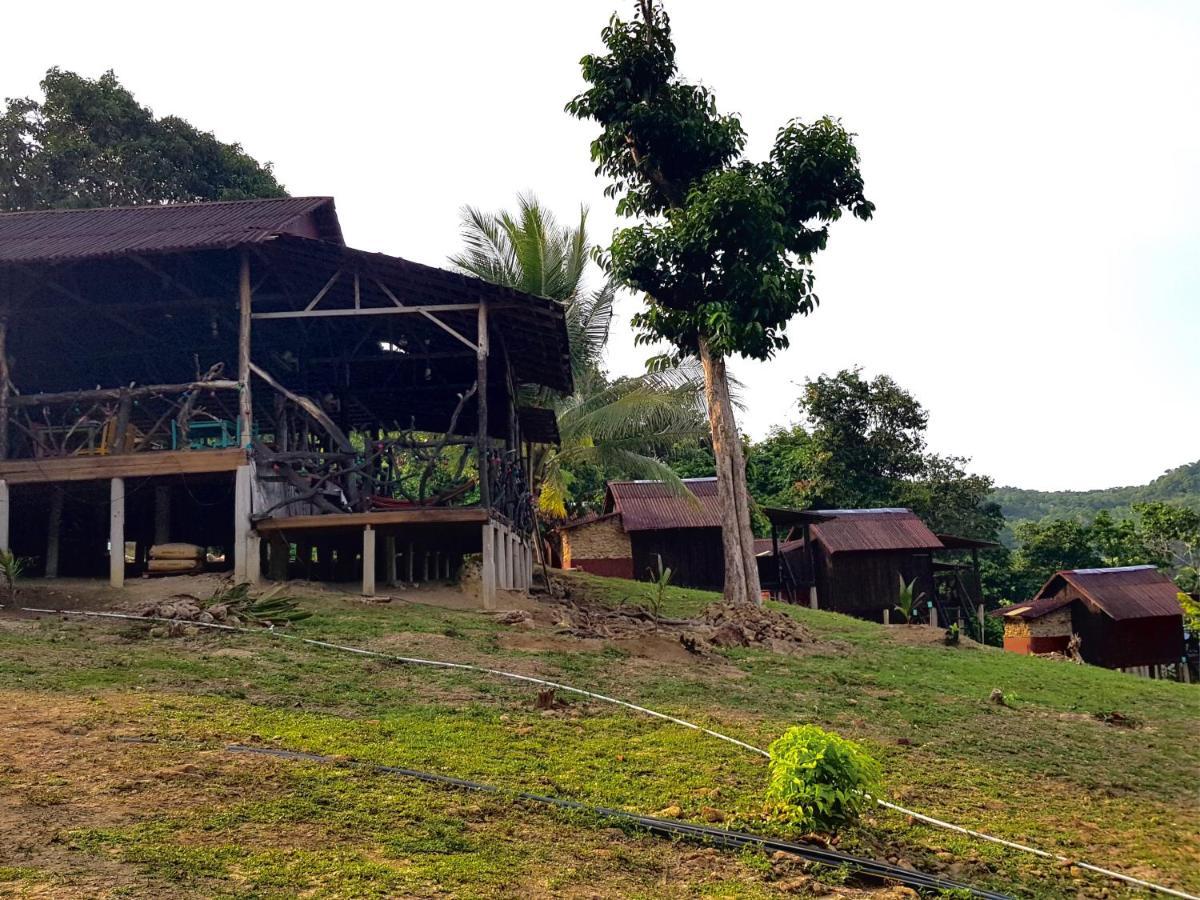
0,571,1195,898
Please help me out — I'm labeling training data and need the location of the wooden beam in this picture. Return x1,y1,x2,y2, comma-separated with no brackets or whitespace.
385,535,397,587
45,486,64,578
0,313,9,461
254,506,489,533
238,251,253,447
109,478,125,588
251,303,480,321
0,448,245,485
7,380,239,409
248,362,353,453
0,480,10,552
476,302,490,511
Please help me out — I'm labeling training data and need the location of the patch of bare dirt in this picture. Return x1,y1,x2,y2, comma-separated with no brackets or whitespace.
882,624,987,648
495,596,837,665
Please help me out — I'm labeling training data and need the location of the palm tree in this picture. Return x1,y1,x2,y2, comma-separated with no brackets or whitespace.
450,194,708,518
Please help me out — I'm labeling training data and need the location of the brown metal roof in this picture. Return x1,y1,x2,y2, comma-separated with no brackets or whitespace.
809,508,943,554
559,511,622,532
0,197,343,264
1034,565,1183,621
935,533,1001,550
604,478,721,532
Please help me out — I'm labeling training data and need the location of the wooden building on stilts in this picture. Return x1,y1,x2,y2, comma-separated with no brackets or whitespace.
0,198,572,606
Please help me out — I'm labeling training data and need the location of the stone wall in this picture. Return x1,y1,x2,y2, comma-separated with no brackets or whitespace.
1004,606,1072,639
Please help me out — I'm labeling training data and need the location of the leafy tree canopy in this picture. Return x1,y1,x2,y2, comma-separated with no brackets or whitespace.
0,68,286,211
566,3,873,360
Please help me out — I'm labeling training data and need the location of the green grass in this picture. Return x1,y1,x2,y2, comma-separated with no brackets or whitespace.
0,573,1196,898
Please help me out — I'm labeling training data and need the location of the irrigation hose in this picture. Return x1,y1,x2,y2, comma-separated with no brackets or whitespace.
226,743,1011,899
21,606,1199,900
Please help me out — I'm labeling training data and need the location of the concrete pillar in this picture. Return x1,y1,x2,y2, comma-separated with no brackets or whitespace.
481,523,496,609
928,604,937,627
883,609,890,625
234,465,252,583
109,477,125,588
45,485,64,578
808,585,818,610
362,526,376,597
0,479,8,552
154,485,171,545
385,536,397,587
978,603,986,642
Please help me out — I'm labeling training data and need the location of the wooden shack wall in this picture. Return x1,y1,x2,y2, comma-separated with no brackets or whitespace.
820,549,936,621
1070,602,1183,669
630,527,724,590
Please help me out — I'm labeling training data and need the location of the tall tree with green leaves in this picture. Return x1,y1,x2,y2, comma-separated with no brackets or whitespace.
0,68,285,211
449,194,708,517
568,2,873,603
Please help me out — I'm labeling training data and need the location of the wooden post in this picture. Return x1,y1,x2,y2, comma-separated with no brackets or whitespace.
406,540,415,584
45,486,64,578
385,536,397,587
883,609,890,625
808,585,818,609
0,479,8,552
978,603,986,643
109,478,125,588
154,485,171,545
476,302,490,512
362,526,376,596
0,314,10,461
112,389,133,454
234,465,252,582
268,533,289,581
423,549,430,582
237,250,253,447
481,523,496,609
929,604,937,627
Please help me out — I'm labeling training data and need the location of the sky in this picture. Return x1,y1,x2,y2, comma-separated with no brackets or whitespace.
3,0,1197,491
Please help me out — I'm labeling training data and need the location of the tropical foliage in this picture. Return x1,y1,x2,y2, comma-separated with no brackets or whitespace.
449,194,708,517
568,0,872,605
765,725,882,833
0,68,285,211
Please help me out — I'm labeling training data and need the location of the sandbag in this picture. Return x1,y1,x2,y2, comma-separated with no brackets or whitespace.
149,543,205,561
147,558,204,575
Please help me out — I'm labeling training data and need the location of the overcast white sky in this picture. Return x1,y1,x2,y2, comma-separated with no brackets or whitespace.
4,1,1197,491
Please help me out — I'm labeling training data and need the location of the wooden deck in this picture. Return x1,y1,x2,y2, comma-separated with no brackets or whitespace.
0,448,247,485
254,506,489,532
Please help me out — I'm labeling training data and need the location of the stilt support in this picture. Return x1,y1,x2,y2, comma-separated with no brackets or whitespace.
362,525,376,597
109,477,125,588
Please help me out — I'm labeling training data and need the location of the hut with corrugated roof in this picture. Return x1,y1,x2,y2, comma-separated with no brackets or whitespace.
0,198,572,605
995,565,1184,674
559,478,725,588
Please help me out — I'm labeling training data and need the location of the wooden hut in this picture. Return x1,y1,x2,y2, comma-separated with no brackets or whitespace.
760,508,993,626
995,565,1185,675
0,198,572,606
559,478,725,589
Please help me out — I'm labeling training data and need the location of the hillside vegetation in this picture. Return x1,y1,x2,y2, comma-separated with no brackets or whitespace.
993,459,1200,524
0,573,1195,898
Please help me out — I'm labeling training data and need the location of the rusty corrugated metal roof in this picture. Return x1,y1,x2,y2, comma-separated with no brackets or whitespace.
0,197,342,264
605,478,721,532
809,508,943,554
1035,565,1183,621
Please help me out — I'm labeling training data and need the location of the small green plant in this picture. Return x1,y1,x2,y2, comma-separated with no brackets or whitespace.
765,725,882,832
0,549,25,606
894,574,925,624
944,622,960,646
645,555,672,619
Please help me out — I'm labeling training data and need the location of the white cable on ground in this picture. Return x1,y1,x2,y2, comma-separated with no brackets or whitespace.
21,606,1197,900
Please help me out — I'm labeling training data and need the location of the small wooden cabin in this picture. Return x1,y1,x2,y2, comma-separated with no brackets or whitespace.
996,565,1185,675
559,478,724,589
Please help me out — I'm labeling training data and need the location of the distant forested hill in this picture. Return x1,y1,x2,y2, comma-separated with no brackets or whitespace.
992,460,1200,523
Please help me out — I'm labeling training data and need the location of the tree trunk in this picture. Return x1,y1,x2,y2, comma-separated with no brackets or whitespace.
698,338,762,605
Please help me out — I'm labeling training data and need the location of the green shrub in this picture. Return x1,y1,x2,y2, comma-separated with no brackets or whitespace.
765,725,882,832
